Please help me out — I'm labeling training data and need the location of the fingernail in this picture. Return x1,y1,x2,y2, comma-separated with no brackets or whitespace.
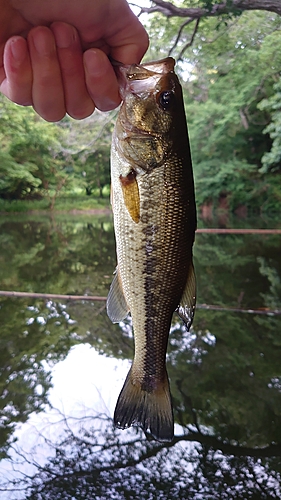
32,29,55,55
52,23,77,49
84,50,103,77
9,37,26,64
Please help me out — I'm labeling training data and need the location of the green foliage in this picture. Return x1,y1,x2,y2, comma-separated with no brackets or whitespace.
259,76,281,172
9,124,67,194
0,216,118,453
144,10,281,212
0,297,78,456
183,12,281,211
258,256,281,309
0,97,114,204
78,147,111,196
0,96,69,201
0,151,41,199
58,112,114,197
0,195,110,213
0,9,280,212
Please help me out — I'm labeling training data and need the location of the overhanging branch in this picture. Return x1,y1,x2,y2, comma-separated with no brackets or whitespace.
178,18,200,60
139,0,281,19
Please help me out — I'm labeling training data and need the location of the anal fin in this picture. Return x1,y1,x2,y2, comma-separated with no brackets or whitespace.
177,261,196,331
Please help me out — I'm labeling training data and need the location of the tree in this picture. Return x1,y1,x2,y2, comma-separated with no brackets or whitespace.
57,111,114,196
0,298,77,457
0,151,41,200
78,147,111,197
1,217,281,496
140,1,281,31
139,2,280,65
2,413,281,499
139,6,281,211
0,95,69,202
259,76,281,172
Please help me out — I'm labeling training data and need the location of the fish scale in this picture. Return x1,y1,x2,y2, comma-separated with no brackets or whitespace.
107,57,196,441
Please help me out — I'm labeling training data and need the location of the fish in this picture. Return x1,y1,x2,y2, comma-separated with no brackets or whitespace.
107,57,196,442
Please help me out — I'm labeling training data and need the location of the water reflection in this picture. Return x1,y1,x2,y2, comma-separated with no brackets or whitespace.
0,214,280,498
0,215,116,297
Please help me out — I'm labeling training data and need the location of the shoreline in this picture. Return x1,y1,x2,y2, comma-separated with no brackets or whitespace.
0,207,112,216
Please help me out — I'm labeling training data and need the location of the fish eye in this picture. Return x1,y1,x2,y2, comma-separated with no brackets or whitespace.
158,90,174,110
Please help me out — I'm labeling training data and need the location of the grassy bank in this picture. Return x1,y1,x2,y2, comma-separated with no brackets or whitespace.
0,195,111,214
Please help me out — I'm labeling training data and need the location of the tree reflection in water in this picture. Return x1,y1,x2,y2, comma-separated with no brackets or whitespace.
0,216,280,498
1,408,280,499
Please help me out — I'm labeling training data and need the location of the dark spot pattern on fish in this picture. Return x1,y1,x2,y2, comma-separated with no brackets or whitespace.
141,199,150,211
110,56,196,442
141,221,168,391
140,212,150,224
142,223,159,237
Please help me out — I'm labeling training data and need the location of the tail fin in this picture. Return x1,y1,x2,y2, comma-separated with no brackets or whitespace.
114,367,174,442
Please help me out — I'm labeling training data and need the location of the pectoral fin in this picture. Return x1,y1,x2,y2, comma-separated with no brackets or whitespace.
176,261,196,331
107,269,130,323
119,170,140,223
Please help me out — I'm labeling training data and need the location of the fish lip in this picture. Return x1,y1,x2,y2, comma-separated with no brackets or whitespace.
115,57,176,136
115,57,176,100
136,57,175,75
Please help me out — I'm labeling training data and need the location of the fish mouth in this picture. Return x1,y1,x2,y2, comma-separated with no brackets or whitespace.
114,57,176,138
133,57,175,75
114,57,176,99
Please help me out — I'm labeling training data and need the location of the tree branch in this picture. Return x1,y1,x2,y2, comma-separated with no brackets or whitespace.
140,0,281,18
178,18,200,60
168,18,195,56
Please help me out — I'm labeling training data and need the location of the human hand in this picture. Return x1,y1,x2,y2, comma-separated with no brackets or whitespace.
0,0,149,121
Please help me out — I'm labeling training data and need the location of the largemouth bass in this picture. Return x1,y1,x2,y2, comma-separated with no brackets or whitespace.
107,57,196,442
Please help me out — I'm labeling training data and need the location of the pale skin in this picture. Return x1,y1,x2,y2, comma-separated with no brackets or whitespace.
0,0,149,121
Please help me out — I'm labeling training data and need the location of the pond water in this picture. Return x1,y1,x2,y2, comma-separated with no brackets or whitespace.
0,212,280,499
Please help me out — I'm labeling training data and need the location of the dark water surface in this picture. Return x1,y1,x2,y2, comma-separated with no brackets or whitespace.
0,213,280,499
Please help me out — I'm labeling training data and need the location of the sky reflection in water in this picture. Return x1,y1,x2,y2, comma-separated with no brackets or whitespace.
0,214,280,499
